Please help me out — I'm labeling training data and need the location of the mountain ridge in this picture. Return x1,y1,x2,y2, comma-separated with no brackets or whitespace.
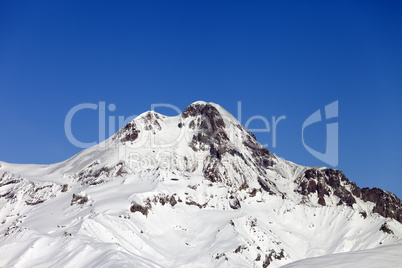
0,101,401,267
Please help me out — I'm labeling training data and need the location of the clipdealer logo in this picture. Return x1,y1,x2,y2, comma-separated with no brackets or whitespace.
302,101,339,167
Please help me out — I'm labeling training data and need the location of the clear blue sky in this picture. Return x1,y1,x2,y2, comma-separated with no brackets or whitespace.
1,1,401,197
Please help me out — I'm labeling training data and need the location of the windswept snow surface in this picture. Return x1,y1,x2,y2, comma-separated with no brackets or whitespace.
0,101,401,267
281,243,402,268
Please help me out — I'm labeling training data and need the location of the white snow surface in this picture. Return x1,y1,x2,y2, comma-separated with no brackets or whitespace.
0,101,401,267
282,243,402,268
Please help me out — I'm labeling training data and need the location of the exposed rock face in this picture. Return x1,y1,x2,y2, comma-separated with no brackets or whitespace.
361,188,402,223
0,171,61,206
130,202,149,216
243,131,274,168
184,103,229,154
117,121,140,143
262,249,285,268
140,111,162,134
296,168,402,223
76,161,126,186
116,111,164,143
258,177,276,195
182,103,227,133
296,168,356,207
169,195,177,207
182,102,275,187
229,196,241,209
71,194,88,205
379,222,394,234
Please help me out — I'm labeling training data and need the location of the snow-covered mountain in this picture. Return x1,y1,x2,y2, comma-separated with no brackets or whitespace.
1,101,401,267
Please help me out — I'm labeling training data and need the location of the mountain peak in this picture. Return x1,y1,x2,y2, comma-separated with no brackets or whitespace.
1,101,401,267
182,102,227,138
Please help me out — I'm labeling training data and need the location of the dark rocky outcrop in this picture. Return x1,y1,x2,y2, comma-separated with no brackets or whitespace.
61,184,68,192
296,168,402,223
229,196,241,209
359,211,367,219
169,195,177,207
296,169,355,207
185,103,229,154
141,112,162,134
361,188,402,223
118,111,162,142
185,200,208,209
0,179,20,187
71,194,88,205
262,249,285,268
203,161,220,183
130,202,149,216
379,222,394,234
243,132,274,168
182,103,225,130
183,103,274,186
318,197,326,206
119,122,140,143
77,162,126,185
0,172,21,187
25,200,45,205
258,177,275,195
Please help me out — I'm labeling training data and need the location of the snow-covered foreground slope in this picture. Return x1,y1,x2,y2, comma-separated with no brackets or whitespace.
1,101,401,267
282,243,402,268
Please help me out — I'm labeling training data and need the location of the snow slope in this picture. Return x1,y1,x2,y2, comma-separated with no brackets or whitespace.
282,243,402,268
0,101,401,267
